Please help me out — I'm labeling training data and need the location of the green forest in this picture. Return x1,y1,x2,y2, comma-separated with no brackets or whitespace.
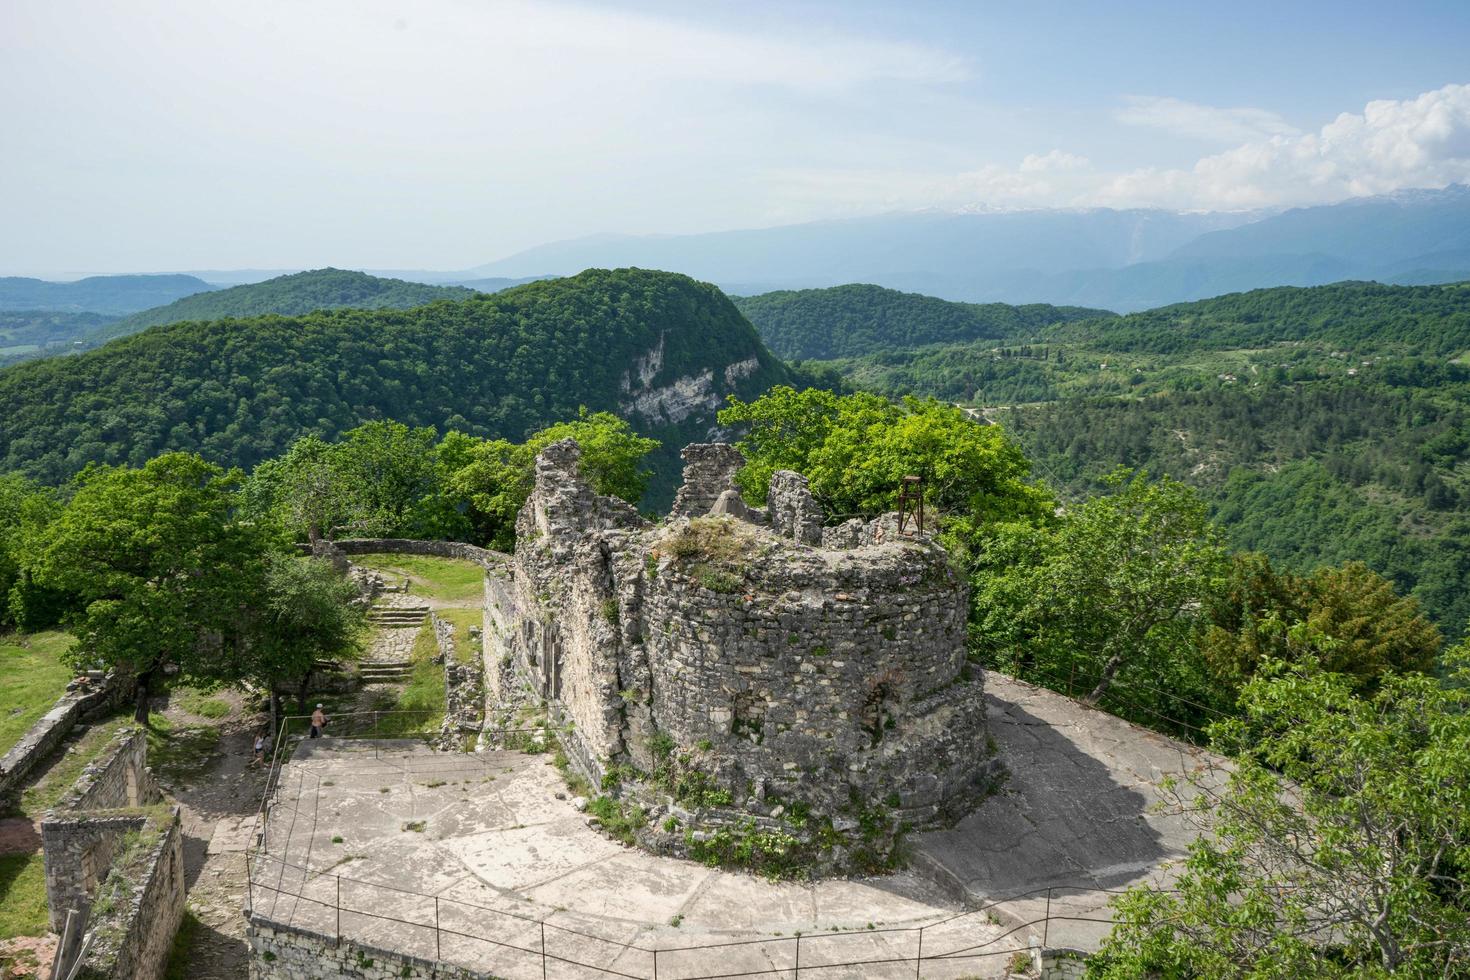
96,268,474,341
0,268,794,497
732,282,1106,360
759,281,1470,637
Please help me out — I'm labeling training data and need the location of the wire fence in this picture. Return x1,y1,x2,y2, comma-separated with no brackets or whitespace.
243,711,1140,978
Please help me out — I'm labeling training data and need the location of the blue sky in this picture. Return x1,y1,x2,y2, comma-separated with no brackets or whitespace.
2,0,1468,274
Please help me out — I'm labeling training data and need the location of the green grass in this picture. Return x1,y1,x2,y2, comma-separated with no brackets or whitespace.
0,852,49,939
0,631,76,756
351,554,484,603
170,687,231,720
375,622,446,738
436,607,482,663
161,908,202,980
14,715,135,819
144,715,221,784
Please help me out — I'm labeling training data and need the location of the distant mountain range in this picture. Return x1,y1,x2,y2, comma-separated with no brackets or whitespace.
0,274,213,314
470,185,1470,312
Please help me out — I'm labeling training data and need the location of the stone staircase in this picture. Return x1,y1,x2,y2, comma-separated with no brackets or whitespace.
359,660,414,684
367,604,430,628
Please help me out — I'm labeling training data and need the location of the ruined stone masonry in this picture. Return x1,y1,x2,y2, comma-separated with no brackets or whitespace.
487,440,995,868
41,728,186,980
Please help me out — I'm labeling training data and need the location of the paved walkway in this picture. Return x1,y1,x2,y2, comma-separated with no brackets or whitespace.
250,741,1021,980
912,673,1222,950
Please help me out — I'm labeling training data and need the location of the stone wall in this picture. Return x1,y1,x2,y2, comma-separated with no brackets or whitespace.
0,672,133,808
1035,947,1090,979
42,728,162,931
498,440,994,869
327,538,507,568
39,727,185,980
248,920,497,980
670,443,746,518
74,808,186,980
432,613,485,749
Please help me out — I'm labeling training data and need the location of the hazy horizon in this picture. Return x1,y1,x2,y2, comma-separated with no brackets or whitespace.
4,0,1469,276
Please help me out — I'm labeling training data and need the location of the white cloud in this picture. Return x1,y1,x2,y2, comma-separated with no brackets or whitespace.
1100,82,1470,209
1020,150,1092,173
1116,95,1299,143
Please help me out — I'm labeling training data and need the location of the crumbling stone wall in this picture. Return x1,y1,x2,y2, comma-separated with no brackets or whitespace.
40,727,185,980
42,728,162,930
0,671,134,808
433,613,485,748
248,921,495,980
500,440,993,869
74,808,186,980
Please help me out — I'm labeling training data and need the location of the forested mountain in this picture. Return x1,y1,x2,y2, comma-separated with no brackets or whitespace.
0,268,794,500
0,310,120,367
470,186,1470,310
97,269,474,341
0,274,213,314
732,284,1108,360
794,279,1470,636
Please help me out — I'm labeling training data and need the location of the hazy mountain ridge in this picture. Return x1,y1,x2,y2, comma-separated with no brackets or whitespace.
0,274,214,314
469,186,1470,311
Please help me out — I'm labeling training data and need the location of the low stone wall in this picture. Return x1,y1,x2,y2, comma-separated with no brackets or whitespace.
42,728,162,931
328,538,507,569
433,613,484,749
1035,946,1089,979
0,672,133,807
75,807,186,980
249,920,496,980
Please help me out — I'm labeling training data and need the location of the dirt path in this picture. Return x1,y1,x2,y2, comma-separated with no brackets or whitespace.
155,690,269,980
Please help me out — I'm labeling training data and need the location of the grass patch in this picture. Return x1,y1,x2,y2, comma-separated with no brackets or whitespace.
171,687,231,719
0,853,49,939
14,714,134,819
375,621,445,737
437,607,482,664
145,715,221,784
162,908,203,980
0,631,76,756
351,554,484,604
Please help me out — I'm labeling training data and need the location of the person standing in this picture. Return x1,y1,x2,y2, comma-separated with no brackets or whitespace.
310,704,327,738
250,730,266,767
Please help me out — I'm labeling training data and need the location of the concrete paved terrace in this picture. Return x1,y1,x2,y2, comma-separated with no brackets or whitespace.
246,739,1028,979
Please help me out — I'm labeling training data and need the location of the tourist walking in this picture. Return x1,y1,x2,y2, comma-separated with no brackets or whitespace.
310,704,327,738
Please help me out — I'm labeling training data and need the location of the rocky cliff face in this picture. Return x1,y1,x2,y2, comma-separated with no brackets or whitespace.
488,439,996,873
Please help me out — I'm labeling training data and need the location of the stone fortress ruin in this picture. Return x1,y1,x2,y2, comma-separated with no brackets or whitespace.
486,440,997,869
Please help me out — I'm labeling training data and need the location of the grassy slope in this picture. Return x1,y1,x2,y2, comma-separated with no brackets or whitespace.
349,554,484,604
0,631,75,755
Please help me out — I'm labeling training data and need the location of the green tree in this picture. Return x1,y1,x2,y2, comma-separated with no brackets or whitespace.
245,435,359,543
1091,653,1470,977
29,453,264,723
446,410,659,550
718,387,1051,526
245,555,366,730
977,470,1228,708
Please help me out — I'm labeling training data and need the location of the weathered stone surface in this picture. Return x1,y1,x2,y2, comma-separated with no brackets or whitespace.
487,439,994,869
669,443,746,518
41,728,185,980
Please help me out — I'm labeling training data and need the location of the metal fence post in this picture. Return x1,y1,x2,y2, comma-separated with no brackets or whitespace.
435,897,441,961
541,920,548,980
915,925,923,979
1043,887,1051,949
653,947,658,980
336,875,342,946
795,933,801,978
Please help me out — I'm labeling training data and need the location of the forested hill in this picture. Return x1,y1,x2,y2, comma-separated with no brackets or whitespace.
732,284,1109,360
0,274,213,314
97,268,474,341
1046,280,1470,355
0,268,794,492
